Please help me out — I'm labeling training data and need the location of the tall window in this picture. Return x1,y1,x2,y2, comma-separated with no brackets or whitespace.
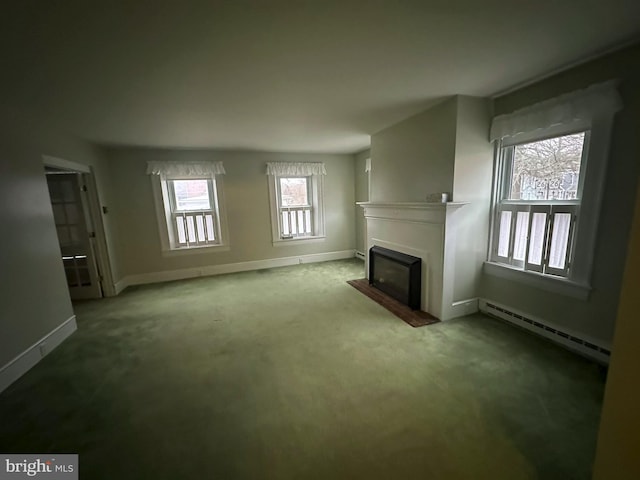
277,176,313,238
167,178,219,247
147,161,228,252
266,162,326,243
488,81,622,294
492,132,587,277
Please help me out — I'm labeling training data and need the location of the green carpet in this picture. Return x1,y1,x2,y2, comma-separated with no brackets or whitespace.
0,259,605,479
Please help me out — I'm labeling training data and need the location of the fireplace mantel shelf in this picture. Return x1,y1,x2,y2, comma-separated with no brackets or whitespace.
356,201,468,210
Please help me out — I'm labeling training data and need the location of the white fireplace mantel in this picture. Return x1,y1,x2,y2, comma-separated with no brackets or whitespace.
357,201,467,224
358,201,469,320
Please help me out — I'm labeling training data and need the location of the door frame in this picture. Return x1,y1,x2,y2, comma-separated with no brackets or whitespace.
42,155,116,297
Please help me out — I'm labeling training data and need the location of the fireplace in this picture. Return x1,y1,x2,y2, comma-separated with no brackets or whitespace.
369,246,421,310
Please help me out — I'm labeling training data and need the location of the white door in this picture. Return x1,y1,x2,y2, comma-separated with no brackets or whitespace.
46,173,103,300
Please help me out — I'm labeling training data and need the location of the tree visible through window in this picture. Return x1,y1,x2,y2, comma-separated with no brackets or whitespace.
510,133,585,201
279,178,309,206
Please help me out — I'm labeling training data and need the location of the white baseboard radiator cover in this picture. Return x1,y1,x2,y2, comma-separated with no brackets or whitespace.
479,299,611,364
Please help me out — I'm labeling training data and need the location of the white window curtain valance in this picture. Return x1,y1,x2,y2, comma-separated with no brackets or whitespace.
365,158,371,172
266,162,326,176
489,80,623,142
146,161,226,176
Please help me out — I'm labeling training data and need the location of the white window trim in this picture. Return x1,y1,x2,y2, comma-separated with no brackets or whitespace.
486,82,621,298
267,174,326,245
150,172,230,255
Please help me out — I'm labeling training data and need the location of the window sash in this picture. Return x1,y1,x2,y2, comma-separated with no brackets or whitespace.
545,205,578,277
279,206,313,238
492,202,578,277
171,210,218,247
276,176,314,239
498,130,590,203
164,176,222,249
267,173,325,243
167,178,215,212
491,130,587,279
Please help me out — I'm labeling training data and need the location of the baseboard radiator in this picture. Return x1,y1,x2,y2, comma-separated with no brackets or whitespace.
479,299,611,364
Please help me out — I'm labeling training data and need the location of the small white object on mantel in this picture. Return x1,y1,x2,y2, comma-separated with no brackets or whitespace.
356,201,469,321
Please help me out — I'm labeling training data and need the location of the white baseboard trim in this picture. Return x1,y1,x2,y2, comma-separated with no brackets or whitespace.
0,316,77,394
448,298,479,319
114,278,128,295
479,298,610,364
117,249,356,290
355,251,366,260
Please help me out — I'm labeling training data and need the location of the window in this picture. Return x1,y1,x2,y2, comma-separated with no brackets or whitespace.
492,132,587,277
277,177,313,238
487,81,622,296
266,162,326,243
147,161,228,253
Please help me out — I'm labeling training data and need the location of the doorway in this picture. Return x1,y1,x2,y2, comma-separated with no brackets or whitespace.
43,156,114,300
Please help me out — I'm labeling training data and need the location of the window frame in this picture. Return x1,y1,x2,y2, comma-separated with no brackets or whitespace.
151,172,229,255
267,173,325,245
487,114,616,299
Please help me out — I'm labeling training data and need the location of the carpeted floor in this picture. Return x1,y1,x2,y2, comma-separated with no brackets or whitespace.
0,259,605,479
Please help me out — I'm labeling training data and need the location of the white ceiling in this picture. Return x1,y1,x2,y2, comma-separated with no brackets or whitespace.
2,0,639,153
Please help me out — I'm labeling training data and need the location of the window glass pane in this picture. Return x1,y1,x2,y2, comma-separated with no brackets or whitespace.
513,211,530,261
57,226,70,245
282,211,290,236
549,213,572,269
497,211,512,258
65,204,80,224
52,204,66,225
304,209,311,234
186,215,196,242
61,180,76,202
205,214,215,241
175,217,187,244
196,214,205,241
279,177,308,206
69,226,80,243
510,132,585,200
172,180,211,211
528,212,547,265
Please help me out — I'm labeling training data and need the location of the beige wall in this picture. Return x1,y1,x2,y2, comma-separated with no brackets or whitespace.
370,97,457,202
0,114,118,370
481,44,640,345
452,96,494,301
354,149,370,254
106,149,356,278
592,183,640,480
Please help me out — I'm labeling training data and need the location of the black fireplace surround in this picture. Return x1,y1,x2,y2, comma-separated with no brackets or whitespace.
369,246,421,310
